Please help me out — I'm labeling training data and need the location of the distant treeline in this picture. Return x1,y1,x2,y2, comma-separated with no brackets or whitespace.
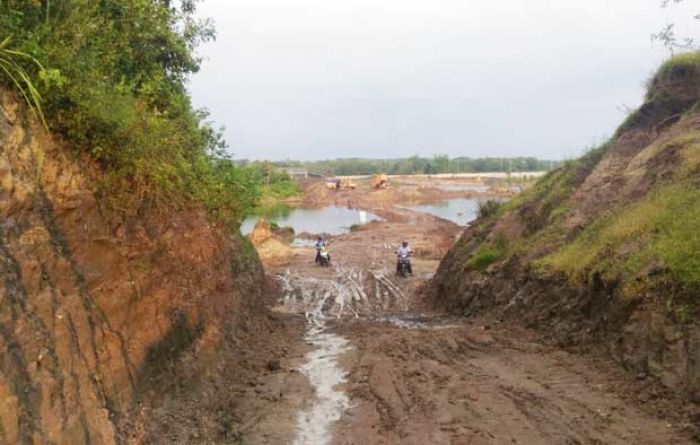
266,156,557,176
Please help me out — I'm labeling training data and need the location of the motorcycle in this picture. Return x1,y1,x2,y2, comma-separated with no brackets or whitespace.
397,253,411,277
318,248,331,267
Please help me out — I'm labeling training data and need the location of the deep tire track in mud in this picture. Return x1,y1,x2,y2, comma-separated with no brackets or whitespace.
258,207,696,445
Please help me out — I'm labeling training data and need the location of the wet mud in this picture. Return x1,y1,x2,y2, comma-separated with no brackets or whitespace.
251,203,696,444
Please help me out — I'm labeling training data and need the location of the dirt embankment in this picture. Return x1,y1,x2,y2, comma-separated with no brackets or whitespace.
298,178,500,210
0,92,296,443
427,57,700,408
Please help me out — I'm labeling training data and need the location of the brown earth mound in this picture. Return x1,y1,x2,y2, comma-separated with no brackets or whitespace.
299,178,491,209
249,218,273,245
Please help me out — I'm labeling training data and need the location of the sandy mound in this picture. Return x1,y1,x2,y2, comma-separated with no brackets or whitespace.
249,218,273,246
256,238,293,267
247,218,293,266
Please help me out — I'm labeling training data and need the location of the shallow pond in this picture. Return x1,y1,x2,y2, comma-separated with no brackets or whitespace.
433,183,490,192
240,206,382,235
402,198,481,226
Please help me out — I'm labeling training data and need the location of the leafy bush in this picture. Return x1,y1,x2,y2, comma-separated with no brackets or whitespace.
477,199,502,219
0,37,46,127
0,1,260,229
263,179,300,200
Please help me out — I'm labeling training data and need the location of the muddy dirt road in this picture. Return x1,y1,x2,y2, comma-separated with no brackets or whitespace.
335,321,693,444
245,206,697,444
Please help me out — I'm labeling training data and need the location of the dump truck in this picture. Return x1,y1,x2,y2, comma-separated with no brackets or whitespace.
326,178,357,190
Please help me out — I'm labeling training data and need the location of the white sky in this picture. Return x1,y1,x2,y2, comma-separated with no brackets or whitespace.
188,0,700,161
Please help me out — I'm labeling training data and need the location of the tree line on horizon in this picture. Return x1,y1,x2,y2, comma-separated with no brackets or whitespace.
260,155,557,176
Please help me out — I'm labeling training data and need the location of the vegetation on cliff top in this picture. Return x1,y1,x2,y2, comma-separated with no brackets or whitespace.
0,1,278,229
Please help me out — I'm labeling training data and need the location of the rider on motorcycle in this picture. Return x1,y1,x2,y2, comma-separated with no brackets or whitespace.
315,237,326,264
396,241,413,275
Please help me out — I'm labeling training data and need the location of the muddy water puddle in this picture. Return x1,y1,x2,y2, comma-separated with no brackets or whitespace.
401,197,480,226
430,183,490,192
240,206,382,236
293,326,351,445
376,313,463,330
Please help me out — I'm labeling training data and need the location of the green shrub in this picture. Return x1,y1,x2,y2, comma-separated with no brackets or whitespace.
468,234,508,271
0,37,46,127
469,247,503,271
0,1,261,229
477,199,502,219
263,179,301,200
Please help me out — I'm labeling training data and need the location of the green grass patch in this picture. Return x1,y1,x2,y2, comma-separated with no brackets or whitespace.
675,131,700,175
469,246,503,271
468,234,509,271
538,181,700,293
262,179,300,200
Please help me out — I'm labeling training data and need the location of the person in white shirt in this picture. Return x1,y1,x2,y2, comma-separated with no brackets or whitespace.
315,237,325,264
396,241,413,275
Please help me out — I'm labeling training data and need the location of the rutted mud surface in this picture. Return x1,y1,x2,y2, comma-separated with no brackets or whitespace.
254,205,697,444
335,321,695,444
274,264,418,444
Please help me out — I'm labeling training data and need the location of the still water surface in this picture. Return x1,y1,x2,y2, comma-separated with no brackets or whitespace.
402,198,481,226
240,206,382,235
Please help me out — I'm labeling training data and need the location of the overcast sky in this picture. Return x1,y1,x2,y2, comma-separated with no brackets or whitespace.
188,0,699,161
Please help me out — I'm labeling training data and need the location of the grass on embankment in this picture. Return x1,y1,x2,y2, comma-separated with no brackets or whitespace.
538,181,700,293
536,117,700,297
461,143,608,272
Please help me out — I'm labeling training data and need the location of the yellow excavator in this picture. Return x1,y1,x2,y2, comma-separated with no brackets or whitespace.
370,174,388,189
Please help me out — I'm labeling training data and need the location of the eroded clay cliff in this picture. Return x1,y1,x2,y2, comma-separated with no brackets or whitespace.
0,91,271,443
